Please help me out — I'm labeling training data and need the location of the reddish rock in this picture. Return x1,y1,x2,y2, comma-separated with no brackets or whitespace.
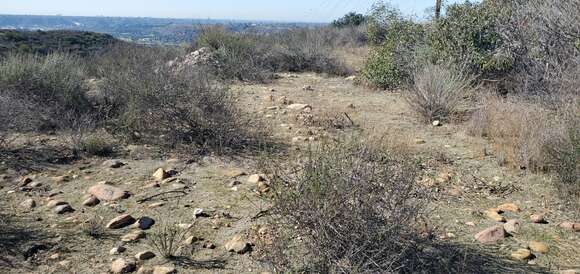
88,184,129,201
474,225,506,244
111,258,136,273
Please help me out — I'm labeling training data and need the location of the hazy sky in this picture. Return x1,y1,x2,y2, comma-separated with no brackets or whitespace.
2,0,463,22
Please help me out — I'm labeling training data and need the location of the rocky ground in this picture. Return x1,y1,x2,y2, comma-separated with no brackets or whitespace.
0,59,578,273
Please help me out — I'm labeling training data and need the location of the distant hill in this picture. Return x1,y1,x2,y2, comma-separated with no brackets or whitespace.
0,14,324,45
0,29,119,56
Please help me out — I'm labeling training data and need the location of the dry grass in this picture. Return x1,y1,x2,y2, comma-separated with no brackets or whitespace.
261,137,427,273
147,222,192,259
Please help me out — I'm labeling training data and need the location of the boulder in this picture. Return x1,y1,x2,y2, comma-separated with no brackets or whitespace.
102,159,125,168
82,196,100,207
88,184,129,201
135,217,155,230
20,199,36,210
474,225,505,244
496,203,521,213
152,168,170,181
121,230,146,242
54,204,74,214
153,266,177,274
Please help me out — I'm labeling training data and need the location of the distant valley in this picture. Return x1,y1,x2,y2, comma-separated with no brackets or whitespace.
0,14,322,44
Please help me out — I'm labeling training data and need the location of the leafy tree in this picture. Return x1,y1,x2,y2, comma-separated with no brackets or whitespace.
332,12,367,28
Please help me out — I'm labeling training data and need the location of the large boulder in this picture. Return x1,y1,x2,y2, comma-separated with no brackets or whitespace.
474,225,506,244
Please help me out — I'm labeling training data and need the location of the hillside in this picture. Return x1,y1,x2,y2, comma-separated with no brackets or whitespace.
0,29,119,56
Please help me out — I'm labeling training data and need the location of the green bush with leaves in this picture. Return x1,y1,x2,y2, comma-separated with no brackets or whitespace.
363,4,424,89
332,12,367,28
428,2,511,77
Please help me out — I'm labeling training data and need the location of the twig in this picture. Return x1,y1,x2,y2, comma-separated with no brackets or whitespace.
136,190,187,204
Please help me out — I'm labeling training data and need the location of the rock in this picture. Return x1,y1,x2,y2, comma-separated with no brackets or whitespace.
47,200,68,208
511,248,533,260
20,199,36,210
497,203,521,213
111,258,136,274
121,230,146,242
148,202,165,208
109,246,126,255
247,174,266,184
224,235,252,254
345,75,357,81
474,225,506,244
257,180,270,193
414,139,426,144
88,184,129,201
224,169,247,178
530,214,546,224
503,219,520,234
107,214,136,229
135,217,155,230
559,270,579,274
103,160,125,169
559,222,580,232
228,180,242,187
287,103,311,111
432,120,442,127
528,241,548,253
465,221,476,226
153,266,176,274
292,136,308,143
58,260,71,268
193,208,208,218
52,175,71,183
485,209,506,222
82,196,100,207
136,267,154,274
135,251,156,261
19,176,33,186
184,236,200,245
152,168,170,181
302,85,314,91
54,204,74,214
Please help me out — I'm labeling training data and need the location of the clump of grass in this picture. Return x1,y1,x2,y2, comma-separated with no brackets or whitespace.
262,137,427,273
81,214,106,239
147,222,192,259
406,63,473,123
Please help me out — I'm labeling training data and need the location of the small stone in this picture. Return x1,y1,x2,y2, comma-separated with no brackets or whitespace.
20,198,36,210
88,184,129,201
528,241,548,254
148,202,165,208
19,176,33,186
47,200,68,208
109,246,126,255
224,235,252,254
559,270,578,274
82,196,100,207
121,230,146,242
54,204,74,214
136,267,154,274
111,258,136,274
503,219,520,234
287,103,311,111
135,216,155,230
153,266,176,274
103,160,125,169
228,180,242,187
414,139,426,144
135,251,156,261
52,175,71,183
152,168,170,181
184,236,200,245
302,85,314,91
497,203,521,213
465,222,475,226
203,242,216,249
511,248,533,260
257,180,270,193
559,222,580,232
107,214,136,229
474,225,505,244
530,214,546,224
432,120,442,127
49,253,60,260
193,208,208,218
58,260,71,267
485,209,506,222
247,174,266,184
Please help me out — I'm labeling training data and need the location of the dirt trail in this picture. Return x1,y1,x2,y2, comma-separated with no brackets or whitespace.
0,72,578,273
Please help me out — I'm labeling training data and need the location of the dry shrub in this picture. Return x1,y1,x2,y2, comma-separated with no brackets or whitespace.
469,95,579,209
262,137,426,273
80,213,106,239
97,45,266,154
407,63,473,123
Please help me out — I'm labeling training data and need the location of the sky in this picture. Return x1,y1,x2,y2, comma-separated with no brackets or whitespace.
1,0,464,22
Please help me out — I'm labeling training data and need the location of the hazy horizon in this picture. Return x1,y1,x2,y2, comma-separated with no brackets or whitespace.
2,0,464,23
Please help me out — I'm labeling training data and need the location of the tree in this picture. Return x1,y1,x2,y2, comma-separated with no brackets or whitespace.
332,12,367,28
435,0,442,19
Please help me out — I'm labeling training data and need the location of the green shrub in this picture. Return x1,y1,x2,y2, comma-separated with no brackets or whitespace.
363,5,424,89
332,12,367,28
81,134,114,157
428,2,511,77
